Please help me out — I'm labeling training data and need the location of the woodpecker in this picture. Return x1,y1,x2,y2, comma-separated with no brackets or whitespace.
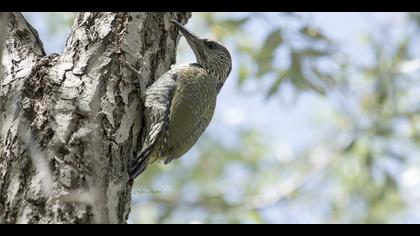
128,20,232,179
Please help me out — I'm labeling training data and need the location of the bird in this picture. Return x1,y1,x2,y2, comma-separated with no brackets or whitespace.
128,19,232,180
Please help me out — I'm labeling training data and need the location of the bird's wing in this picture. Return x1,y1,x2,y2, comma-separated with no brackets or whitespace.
129,69,178,179
161,64,217,162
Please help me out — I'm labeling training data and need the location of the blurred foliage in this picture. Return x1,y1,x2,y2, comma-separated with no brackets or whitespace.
45,12,76,35
131,13,420,224
199,13,341,98
131,130,271,223
35,12,420,223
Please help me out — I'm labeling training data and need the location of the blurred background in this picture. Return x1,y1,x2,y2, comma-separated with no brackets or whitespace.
24,12,420,223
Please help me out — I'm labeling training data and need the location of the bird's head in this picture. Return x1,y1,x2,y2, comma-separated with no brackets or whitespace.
172,19,232,93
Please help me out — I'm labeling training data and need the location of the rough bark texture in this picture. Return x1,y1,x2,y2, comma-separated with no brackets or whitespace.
0,12,191,224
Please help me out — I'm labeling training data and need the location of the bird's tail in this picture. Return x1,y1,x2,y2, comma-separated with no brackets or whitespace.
129,145,154,180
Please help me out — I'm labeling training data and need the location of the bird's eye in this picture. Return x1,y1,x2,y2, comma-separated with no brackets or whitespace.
207,42,217,49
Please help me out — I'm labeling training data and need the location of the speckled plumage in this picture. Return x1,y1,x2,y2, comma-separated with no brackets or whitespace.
129,20,231,179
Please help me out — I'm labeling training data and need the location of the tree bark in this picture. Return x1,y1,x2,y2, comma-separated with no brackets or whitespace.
0,12,191,224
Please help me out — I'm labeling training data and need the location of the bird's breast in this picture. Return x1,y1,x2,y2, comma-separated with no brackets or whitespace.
161,65,218,161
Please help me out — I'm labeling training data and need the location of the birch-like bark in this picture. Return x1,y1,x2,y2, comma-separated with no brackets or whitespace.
0,12,191,224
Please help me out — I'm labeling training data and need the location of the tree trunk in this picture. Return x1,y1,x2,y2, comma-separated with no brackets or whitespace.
0,12,191,224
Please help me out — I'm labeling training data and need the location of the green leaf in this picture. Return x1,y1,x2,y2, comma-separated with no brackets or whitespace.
394,36,409,64
237,66,248,86
288,52,326,95
289,52,307,90
266,70,288,98
256,29,283,77
264,29,283,49
301,48,329,58
375,122,392,137
343,138,356,152
300,26,329,41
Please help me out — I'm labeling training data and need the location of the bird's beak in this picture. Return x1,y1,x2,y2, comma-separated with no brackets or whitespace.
171,20,203,58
